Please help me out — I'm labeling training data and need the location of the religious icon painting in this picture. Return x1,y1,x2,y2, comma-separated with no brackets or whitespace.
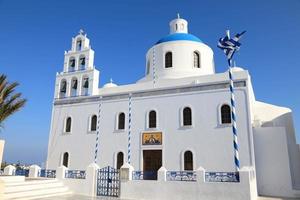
142,132,162,145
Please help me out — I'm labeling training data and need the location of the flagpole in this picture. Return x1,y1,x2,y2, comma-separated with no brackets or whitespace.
226,30,240,175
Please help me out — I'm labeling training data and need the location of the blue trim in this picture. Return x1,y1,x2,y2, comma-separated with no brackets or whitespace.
156,33,202,44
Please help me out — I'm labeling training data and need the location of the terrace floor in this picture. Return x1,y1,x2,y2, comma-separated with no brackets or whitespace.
34,194,300,200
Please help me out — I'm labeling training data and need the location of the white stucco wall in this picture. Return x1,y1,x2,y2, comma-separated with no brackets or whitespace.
253,127,296,197
253,101,300,190
47,74,253,173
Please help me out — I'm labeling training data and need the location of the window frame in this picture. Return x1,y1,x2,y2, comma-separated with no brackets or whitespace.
180,106,194,128
181,149,195,171
219,103,232,126
148,110,157,129
193,51,200,68
182,107,192,126
146,60,150,75
183,150,194,171
62,152,70,168
90,115,97,132
165,52,173,68
117,112,126,131
64,116,72,133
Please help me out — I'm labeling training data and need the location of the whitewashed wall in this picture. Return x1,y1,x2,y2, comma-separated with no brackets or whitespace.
47,81,253,173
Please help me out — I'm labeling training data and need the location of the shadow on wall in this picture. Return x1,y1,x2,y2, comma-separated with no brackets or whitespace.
260,111,300,189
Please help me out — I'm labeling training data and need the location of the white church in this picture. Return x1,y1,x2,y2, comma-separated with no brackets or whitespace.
45,16,300,199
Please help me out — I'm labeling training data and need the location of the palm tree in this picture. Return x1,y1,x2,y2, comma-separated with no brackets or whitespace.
0,74,26,130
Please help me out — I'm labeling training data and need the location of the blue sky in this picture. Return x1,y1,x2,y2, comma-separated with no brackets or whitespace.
0,0,299,165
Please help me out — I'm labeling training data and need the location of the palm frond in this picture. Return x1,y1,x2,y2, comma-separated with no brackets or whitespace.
0,74,26,127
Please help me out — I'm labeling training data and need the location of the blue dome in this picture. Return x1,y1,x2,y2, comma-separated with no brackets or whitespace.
156,33,202,45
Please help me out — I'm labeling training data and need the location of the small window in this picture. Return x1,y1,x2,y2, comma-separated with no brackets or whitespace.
118,113,125,130
193,51,200,68
76,39,82,51
146,60,150,75
149,110,157,128
91,115,97,131
221,105,231,124
116,152,124,169
65,117,72,132
60,80,67,98
63,152,69,167
184,151,193,171
165,52,172,68
183,107,192,126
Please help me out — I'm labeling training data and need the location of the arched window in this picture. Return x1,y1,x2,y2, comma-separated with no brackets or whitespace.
82,77,89,96
149,110,157,128
184,151,193,171
71,78,78,97
60,80,67,98
63,152,69,167
193,51,200,68
76,39,82,51
91,115,97,131
79,56,86,70
183,107,192,126
69,58,76,72
65,117,72,133
165,52,172,68
146,60,150,75
118,113,125,130
116,152,124,169
221,104,231,124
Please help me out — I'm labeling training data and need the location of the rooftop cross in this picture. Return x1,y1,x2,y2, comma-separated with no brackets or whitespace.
177,13,180,19
79,29,85,35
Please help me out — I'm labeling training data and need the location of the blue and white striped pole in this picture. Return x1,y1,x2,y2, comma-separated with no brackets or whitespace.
127,93,132,164
226,30,240,172
94,96,102,163
228,61,240,172
152,47,156,87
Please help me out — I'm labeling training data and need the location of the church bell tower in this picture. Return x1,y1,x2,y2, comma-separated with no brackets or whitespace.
54,30,99,99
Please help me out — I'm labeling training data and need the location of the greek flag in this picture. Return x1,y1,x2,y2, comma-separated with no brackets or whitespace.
217,31,246,62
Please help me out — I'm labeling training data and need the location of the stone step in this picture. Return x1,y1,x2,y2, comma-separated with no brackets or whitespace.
4,186,70,199
5,181,64,193
0,175,25,183
4,178,58,187
5,191,72,200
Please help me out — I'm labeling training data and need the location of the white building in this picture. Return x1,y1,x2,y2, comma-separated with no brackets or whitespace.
46,16,300,198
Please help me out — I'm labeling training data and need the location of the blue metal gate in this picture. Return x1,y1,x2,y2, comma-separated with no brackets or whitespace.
97,166,120,197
